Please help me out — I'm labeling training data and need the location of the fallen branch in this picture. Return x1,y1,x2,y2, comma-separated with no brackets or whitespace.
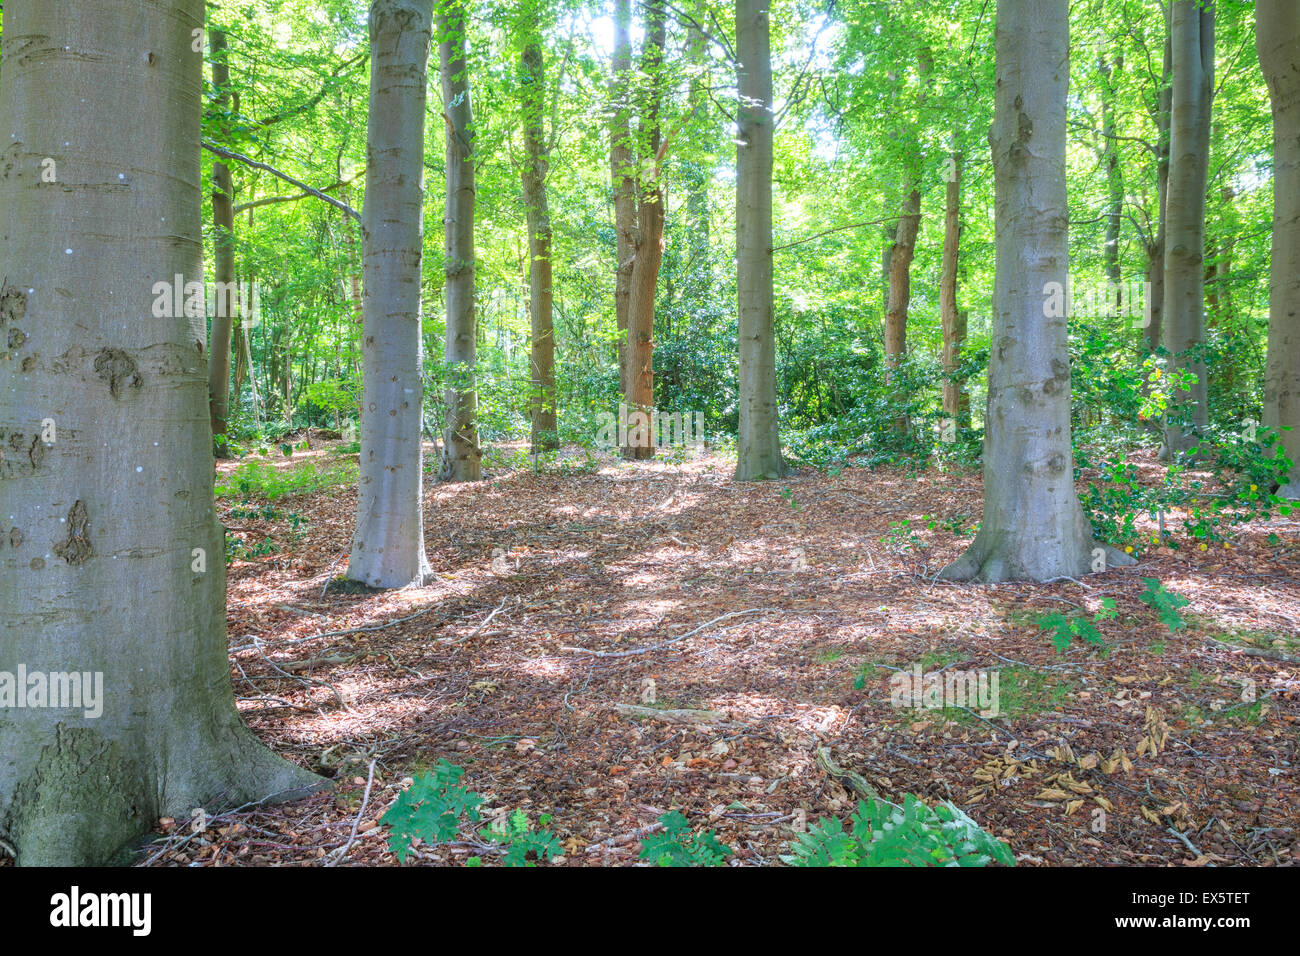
814,747,880,802
327,758,378,867
613,703,727,725
561,608,775,659
1204,636,1300,663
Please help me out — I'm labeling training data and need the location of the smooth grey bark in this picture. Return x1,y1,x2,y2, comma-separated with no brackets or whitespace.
735,0,788,480
440,0,482,481
1161,0,1214,458
1258,0,1300,498
347,0,435,588
521,34,559,453
940,0,1134,583
0,0,322,866
208,27,237,449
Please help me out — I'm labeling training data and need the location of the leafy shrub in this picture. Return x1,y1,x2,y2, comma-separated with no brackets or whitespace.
782,796,1014,867
1037,598,1116,653
381,760,560,867
639,811,732,867
214,459,356,501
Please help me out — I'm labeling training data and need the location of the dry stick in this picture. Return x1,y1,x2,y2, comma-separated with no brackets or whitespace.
229,607,434,654
584,820,665,854
328,758,377,867
1203,635,1300,664
560,608,776,659
318,548,349,600
440,597,508,645
251,635,350,710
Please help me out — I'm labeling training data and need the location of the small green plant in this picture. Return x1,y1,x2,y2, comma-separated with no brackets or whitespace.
639,811,732,867
1137,578,1190,633
779,487,802,511
381,760,484,865
782,796,1014,867
215,459,356,501
474,810,563,867
1036,598,1117,653
880,516,933,552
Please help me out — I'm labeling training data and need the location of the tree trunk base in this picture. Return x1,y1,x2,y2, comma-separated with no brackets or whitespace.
939,535,1136,583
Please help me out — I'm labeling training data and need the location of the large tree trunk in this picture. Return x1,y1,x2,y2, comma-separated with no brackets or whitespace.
940,0,1134,583
622,0,666,460
734,0,788,481
521,34,559,453
440,0,482,481
1161,0,1214,459
939,150,968,424
610,0,635,398
1258,0,1300,498
208,27,237,450
0,0,322,866
347,0,436,588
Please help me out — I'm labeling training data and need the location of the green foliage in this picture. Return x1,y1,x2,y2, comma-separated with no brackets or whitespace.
214,459,357,501
381,761,484,865
1037,598,1116,653
639,811,732,867
1137,578,1190,633
781,796,1014,867
381,761,561,867
476,810,563,868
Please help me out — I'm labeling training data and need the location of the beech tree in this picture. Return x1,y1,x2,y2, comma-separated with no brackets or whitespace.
519,16,560,454
940,0,1134,583
440,0,483,481
208,26,237,449
1161,0,1214,459
347,0,436,589
1258,0,1300,498
735,0,788,480
0,0,321,866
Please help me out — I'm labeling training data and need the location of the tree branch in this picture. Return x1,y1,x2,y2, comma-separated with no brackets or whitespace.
202,140,361,223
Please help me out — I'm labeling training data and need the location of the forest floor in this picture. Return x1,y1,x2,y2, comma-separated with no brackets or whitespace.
140,438,1299,866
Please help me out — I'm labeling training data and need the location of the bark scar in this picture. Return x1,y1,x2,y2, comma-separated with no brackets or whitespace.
93,348,142,397
54,499,92,565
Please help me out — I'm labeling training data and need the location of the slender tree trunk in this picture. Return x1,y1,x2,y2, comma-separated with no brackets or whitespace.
0,0,321,866
347,0,436,588
1145,29,1173,355
940,150,968,423
1258,0,1300,498
885,185,921,431
610,0,635,397
1099,53,1126,292
521,34,559,453
735,0,788,480
208,27,237,450
1161,0,1214,458
940,0,1134,583
622,0,666,460
440,0,482,480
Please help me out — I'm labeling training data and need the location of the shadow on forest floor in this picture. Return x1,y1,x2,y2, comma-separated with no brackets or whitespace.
138,440,1298,865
